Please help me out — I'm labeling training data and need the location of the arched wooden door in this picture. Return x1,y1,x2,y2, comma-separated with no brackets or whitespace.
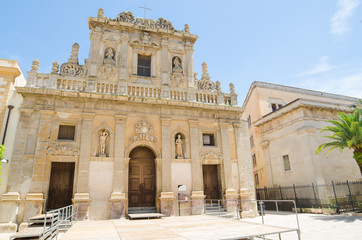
128,147,156,207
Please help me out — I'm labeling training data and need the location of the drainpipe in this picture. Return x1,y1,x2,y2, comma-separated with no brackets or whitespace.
2,105,14,145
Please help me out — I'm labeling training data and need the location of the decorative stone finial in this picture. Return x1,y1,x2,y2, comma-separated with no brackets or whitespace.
69,43,79,64
229,82,235,94
31,59,40,72
97,8,104,18
184,24,190,33
201,62,210,80
51,61,59,74
216,80,221,92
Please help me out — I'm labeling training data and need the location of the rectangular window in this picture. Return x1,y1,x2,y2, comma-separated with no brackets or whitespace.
250,135,254,148
254,173,259,185
247,115,251,128
271,103,277,111
252,154,257,168
202,134,215,146
137,54,151,77
283,155,291,171
58,125,75,140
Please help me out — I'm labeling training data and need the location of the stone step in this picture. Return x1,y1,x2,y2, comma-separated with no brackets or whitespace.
128,207,157,214
128,213,166,220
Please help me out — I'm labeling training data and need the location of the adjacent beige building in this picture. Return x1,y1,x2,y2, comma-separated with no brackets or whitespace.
242,81,361,189
0,10,255,228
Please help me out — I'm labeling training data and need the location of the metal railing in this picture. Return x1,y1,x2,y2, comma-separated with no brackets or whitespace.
40,204,78,240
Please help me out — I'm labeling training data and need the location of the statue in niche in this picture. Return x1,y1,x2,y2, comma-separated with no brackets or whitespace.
175,134,184,158
103,48,116,65
99,130,109,156
172,57,183,73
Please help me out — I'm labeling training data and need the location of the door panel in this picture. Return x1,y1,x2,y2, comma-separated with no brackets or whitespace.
203,165,220,200
128,147,155,207
47,162,75,210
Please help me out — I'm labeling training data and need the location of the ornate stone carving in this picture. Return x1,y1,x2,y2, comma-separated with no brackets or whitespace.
103,48,116,65
216,80,221,92
99,65,116,79
229,82,235,94
199,151,223,160
112,11,178,32
184,24,190,33
129,120,157,143
197,62,215,91
142,32,151,45
60,43,87,77
47,143,80,156
51,61,59,74
97,8,104,18
30,59,39,72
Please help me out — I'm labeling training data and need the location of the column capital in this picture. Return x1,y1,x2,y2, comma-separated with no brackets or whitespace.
19,108,33,116
115,114,127,122
39,109,55,117
188,119,199,127
81,112,95,120
160,118,171,126
219,121,231,129
232,122,242,129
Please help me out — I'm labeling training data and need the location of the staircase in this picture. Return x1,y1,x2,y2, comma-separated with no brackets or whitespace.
205,202,234,218
127,207,165,220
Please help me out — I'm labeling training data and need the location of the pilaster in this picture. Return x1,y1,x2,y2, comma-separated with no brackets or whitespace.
89,30,102,77
161,118,171,192
112,114,127,193
109,192,127,219
161,40,169,85
185,45,195,88
190,191,205,215
219,122,234,191
189,120,202,191
119,34,129,80
0,192,21,227
159,192,175,216
72,193,91,220
30,110,55,193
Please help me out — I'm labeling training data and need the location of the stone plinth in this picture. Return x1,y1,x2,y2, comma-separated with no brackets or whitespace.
190,191,205,215
109,192,127,219
72,193,91,220
239,188,258,218
159,192,176,216
23,193,45,223
0,192,21,232
224,189,238,212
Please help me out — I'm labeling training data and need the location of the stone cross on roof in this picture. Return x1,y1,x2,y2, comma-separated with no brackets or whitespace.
139,3,152,19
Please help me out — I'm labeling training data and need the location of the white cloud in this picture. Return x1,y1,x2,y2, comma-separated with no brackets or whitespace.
301,56,333,76
297,63,362,98
330,0,360,35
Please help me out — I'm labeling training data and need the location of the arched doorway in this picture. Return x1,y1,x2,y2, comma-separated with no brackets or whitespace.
128,147,156,207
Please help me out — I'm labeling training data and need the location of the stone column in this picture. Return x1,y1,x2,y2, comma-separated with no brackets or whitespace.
185,45,195,88
234,122,257,217
73,113,95,219
220,122,237,211
89,30,102,77
189,120,205,214
161,40,169,85
160,118,175,215
119,34,129,81
29,110,54,193
109,114,127,218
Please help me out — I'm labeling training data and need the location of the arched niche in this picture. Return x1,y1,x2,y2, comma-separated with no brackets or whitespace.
92,125,114,157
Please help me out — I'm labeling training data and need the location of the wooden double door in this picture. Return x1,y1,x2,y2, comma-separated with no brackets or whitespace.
47,162,75,210
203,165,221,200
128,147,156,207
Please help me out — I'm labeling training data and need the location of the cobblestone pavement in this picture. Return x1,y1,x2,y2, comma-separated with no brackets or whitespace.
1,212,361,240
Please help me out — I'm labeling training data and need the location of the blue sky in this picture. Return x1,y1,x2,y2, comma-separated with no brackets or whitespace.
1,0,361,103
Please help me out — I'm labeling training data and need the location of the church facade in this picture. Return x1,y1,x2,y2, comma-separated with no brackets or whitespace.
0,10,255,225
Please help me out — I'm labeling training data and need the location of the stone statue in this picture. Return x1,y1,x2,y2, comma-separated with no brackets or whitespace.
103,48,115,65
99,130,109,156
172,57,183,73
175,134,183,158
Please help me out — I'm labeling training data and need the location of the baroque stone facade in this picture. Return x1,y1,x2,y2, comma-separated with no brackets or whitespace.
0,10,255,226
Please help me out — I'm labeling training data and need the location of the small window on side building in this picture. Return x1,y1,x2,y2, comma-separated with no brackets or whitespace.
252,154,257,167
247,115,251,128
58,125,75,140
202,134,215,146
283,155,291,171
250,135,254,148
254,173,259,185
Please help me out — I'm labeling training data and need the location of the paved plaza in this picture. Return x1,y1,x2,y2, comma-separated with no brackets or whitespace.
1,213,361,240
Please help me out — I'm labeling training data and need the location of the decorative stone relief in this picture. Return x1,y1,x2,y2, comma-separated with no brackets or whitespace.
112,11,178,32
51,61,59,74
199,151,223,160
99,47,116,79
60,43,88,77
197,62,215,91
129,120,157,143
47,143,80,156
171,56,183,87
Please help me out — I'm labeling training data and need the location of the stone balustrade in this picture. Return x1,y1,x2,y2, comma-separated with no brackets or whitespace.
25,74,238,106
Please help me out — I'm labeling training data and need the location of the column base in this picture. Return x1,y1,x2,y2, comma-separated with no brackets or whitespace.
224,189,238,212
23,193,45,223
72,193,91,220
239,188,258,218
159,192,176,216
190,191,205,215
0,192,21,224
109,192,127,219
